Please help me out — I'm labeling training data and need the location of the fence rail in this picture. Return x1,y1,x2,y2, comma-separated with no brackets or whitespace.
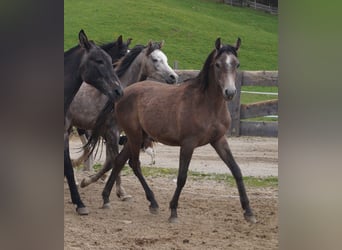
223,0,278,15
175,70,278,137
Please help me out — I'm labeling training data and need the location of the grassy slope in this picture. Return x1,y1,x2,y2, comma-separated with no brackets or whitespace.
64,0,278,71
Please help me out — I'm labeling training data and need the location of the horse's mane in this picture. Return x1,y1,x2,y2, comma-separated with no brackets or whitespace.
64,44,81,58
64,45,83,80
196,44,238,91
115,45,145,77
99,41,116,51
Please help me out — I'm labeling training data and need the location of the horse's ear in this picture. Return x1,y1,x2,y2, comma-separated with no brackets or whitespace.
126,38,133,46
146,41,153,55
215,38,222,51
117,35,123,45
79,29,91,51
235,37,241,51
159,40,164,49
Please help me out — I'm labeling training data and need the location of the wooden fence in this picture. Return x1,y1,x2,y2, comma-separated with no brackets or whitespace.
223,0,278,15
175,70,278,137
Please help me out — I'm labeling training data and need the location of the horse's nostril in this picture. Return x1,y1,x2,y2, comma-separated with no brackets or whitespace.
225,89,236,99
115,89,123,97
169,74,178,83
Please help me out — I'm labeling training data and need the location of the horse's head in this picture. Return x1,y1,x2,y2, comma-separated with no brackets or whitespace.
78,30,123,101
143,41,178,84
212,37,241,101
111,35,132,64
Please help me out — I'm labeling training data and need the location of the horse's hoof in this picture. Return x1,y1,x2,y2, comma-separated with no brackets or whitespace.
76,207,89,215
80,178,90,188
119,194,132,202
168,216,178,223
149,206,159,215
101,203,111,209
244,213,257,224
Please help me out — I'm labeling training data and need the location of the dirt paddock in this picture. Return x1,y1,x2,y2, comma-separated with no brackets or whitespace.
65,136,278,249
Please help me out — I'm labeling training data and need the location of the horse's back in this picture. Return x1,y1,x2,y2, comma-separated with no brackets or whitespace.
116,80,186,143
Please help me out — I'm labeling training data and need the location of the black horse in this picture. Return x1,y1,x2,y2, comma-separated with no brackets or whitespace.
64,30,123,215
73,34,132,167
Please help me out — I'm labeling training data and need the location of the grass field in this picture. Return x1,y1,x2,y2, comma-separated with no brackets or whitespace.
64,0,277,70
64,0,278,116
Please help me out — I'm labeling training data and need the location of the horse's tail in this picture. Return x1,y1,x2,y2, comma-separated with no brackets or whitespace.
84,99,114,155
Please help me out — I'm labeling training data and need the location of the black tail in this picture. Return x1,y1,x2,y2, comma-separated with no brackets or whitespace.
84,99,114,155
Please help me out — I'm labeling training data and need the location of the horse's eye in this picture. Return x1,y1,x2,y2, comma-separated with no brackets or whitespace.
215,63,220,68
237,63,240,68
96,60,104,65
152,59,158,63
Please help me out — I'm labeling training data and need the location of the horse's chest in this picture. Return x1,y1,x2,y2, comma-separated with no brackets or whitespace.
205,112,230,137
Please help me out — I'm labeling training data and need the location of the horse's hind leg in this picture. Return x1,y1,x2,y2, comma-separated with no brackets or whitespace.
169,145,194,223
64,143,88,215
211,137,256,223
80,154,112,188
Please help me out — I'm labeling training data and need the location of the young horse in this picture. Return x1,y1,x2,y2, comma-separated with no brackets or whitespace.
100,37,256,223
64,30,123,215
66,41,178,197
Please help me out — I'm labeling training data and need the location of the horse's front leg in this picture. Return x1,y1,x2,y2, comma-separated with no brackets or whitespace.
128,141,159,214
64,134,88,215
169,145,194,223
211,136,256,223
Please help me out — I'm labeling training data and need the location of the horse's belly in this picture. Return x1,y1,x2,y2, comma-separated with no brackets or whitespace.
143,124,181,146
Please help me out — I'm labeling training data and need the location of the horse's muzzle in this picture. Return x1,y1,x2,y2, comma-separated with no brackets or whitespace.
167,74,178,84
108,84,123,101
224,89,236,101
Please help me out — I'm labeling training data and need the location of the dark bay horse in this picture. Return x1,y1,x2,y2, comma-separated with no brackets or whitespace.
66,41,178,197
64,30,123,215
100,37,257,223
71,34,132,170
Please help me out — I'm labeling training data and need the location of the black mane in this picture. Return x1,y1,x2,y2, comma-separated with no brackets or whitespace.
99,41,116,51
115,45,145,77
64,44,81,58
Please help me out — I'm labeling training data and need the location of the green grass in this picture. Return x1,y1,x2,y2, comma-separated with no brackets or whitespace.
64,0,278,70
95,165,277,188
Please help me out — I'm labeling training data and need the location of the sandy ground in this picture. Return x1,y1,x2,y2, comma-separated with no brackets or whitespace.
65,136,278,249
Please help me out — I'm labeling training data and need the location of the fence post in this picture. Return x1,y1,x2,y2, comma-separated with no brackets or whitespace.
173,61,178,70
227,71,242,136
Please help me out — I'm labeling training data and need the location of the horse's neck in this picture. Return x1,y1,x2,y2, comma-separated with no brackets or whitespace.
64,70,83,116
64,50,84,115
118,53,146,87
192,72,228,114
